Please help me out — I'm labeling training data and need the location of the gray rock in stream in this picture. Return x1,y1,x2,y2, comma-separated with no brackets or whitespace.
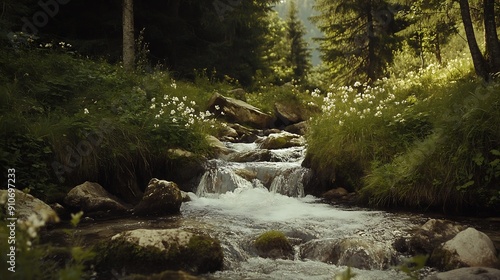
408,219,465,255
133,178,183,216
424,267,500,280
429,227,500,270
64,181,129,216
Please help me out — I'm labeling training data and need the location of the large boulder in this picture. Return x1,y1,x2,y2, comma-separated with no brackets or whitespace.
0,189,59,225
274,102,305,126
409,219,465,255
95,229,223,276
300,238,395,270
256,131,305,150
285,121,309,136
64,182,129,216
133,179,182,216
429,227,499,270
166,148,205,192
206,135,232,158
424,267,500,280
208,92,273,129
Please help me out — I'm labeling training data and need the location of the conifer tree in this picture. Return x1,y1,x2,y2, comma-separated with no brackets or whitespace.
312,0,400,84
286,0,311,82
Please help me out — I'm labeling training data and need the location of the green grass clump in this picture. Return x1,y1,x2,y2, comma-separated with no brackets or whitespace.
0,45,222,202
307,55,500,213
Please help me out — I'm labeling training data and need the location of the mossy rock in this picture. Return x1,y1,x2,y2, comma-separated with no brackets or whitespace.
94,229,223,276
122,270,200,280
257,132,305,150
254,230,293,260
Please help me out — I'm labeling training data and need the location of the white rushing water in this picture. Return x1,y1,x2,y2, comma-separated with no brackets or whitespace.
179,140,424,280
181,186,420,279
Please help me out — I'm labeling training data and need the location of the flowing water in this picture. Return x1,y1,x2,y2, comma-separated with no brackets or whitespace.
49,132,499,279
179,137,428,279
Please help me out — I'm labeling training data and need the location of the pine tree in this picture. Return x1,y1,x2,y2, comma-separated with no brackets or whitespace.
286,0,311,82
312,0,401,84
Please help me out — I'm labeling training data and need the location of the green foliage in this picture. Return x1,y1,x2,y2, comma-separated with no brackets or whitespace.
398,255,428,280
247,82,321,117
334,267,356,280
307,51,500,213
0,210,94,280
259,11,295,86
0,44,221,202
286,0,311,82
312,0,402,84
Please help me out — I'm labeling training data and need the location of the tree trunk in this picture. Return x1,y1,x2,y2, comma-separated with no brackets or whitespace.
123,0,135,71
435,32,442,65
459,0,489,80
366,1,376,84
483,0,500,73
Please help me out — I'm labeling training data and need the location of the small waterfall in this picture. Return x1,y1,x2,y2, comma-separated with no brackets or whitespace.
269,166,310,197
196,160,254,197
195,135,310,198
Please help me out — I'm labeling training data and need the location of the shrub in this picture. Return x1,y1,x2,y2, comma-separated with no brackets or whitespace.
0,46,220,202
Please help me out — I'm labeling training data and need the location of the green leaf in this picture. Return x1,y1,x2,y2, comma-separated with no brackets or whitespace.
472,152,484,166
70,211,84,227
457,180,474,191
491,149,500,156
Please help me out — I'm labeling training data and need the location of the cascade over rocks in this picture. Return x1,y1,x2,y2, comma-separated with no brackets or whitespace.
208,92,273,129
64,181,130,217
0,189,60,225
429,227,500,270
95,229,223,276
133,178,183,216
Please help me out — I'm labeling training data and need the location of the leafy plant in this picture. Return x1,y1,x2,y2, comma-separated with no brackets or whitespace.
398,255,428,280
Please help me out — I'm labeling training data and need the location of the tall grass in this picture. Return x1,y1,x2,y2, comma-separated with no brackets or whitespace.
307,54,500,213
